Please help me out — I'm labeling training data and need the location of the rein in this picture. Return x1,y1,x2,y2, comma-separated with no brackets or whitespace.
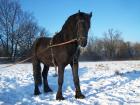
50,38,77,48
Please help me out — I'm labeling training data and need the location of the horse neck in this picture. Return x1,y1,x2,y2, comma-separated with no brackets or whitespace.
52,19,77,44
52,32,64,44
61,24,77,42
52,31,76,44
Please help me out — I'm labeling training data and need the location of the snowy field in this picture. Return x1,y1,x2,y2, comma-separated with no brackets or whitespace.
0,61,140,105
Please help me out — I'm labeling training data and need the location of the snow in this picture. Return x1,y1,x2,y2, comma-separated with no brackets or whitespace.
0,61,140,105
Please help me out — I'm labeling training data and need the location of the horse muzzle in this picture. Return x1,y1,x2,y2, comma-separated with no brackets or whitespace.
78,37,87,47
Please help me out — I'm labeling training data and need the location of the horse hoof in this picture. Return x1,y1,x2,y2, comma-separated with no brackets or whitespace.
56,95,65,100
34,91,41,95
75,93,85,99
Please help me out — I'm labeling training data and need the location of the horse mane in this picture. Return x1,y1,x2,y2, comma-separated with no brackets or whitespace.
61,14,76,32
52,13,77,44
61,12,88,31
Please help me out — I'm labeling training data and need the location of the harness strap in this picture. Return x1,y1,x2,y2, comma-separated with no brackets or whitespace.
50,39,58,76
49,38,77,48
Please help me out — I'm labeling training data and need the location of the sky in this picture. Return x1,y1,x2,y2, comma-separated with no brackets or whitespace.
20,0,140,42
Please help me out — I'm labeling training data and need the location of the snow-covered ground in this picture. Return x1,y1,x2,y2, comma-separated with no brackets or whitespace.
0,61,140,105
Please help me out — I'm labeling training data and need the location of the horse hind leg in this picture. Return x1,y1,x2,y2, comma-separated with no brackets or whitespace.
42,64,52,93
33,59,42,95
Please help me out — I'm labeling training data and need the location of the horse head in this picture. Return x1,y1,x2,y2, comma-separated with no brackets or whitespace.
76,10,92,47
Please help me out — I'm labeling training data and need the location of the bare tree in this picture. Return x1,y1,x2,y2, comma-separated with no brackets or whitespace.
39,27,48,37
0,0,22,57
103,29,122,59
132,43,140,59
0,0,39,60
80,36,104,60
0,0,21,55
116,41,133,59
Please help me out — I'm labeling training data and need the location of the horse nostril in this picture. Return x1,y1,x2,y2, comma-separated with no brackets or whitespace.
78,38,87,47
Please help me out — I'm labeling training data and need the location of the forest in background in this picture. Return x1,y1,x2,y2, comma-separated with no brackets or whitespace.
80,29,140,61
0,0,140,63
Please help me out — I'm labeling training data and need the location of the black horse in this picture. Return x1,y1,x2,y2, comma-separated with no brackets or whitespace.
32,11,92,100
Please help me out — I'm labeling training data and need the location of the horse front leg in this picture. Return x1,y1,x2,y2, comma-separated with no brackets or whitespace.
56,65,65,100
70,61,85,99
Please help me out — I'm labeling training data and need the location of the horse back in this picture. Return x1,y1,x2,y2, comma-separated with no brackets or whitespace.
32,37,51,58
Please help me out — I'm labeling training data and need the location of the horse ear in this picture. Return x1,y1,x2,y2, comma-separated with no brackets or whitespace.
78,10,80,13
76,10,80,19
89,12,92,18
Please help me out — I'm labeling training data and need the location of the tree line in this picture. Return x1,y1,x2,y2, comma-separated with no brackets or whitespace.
80,29,140,61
